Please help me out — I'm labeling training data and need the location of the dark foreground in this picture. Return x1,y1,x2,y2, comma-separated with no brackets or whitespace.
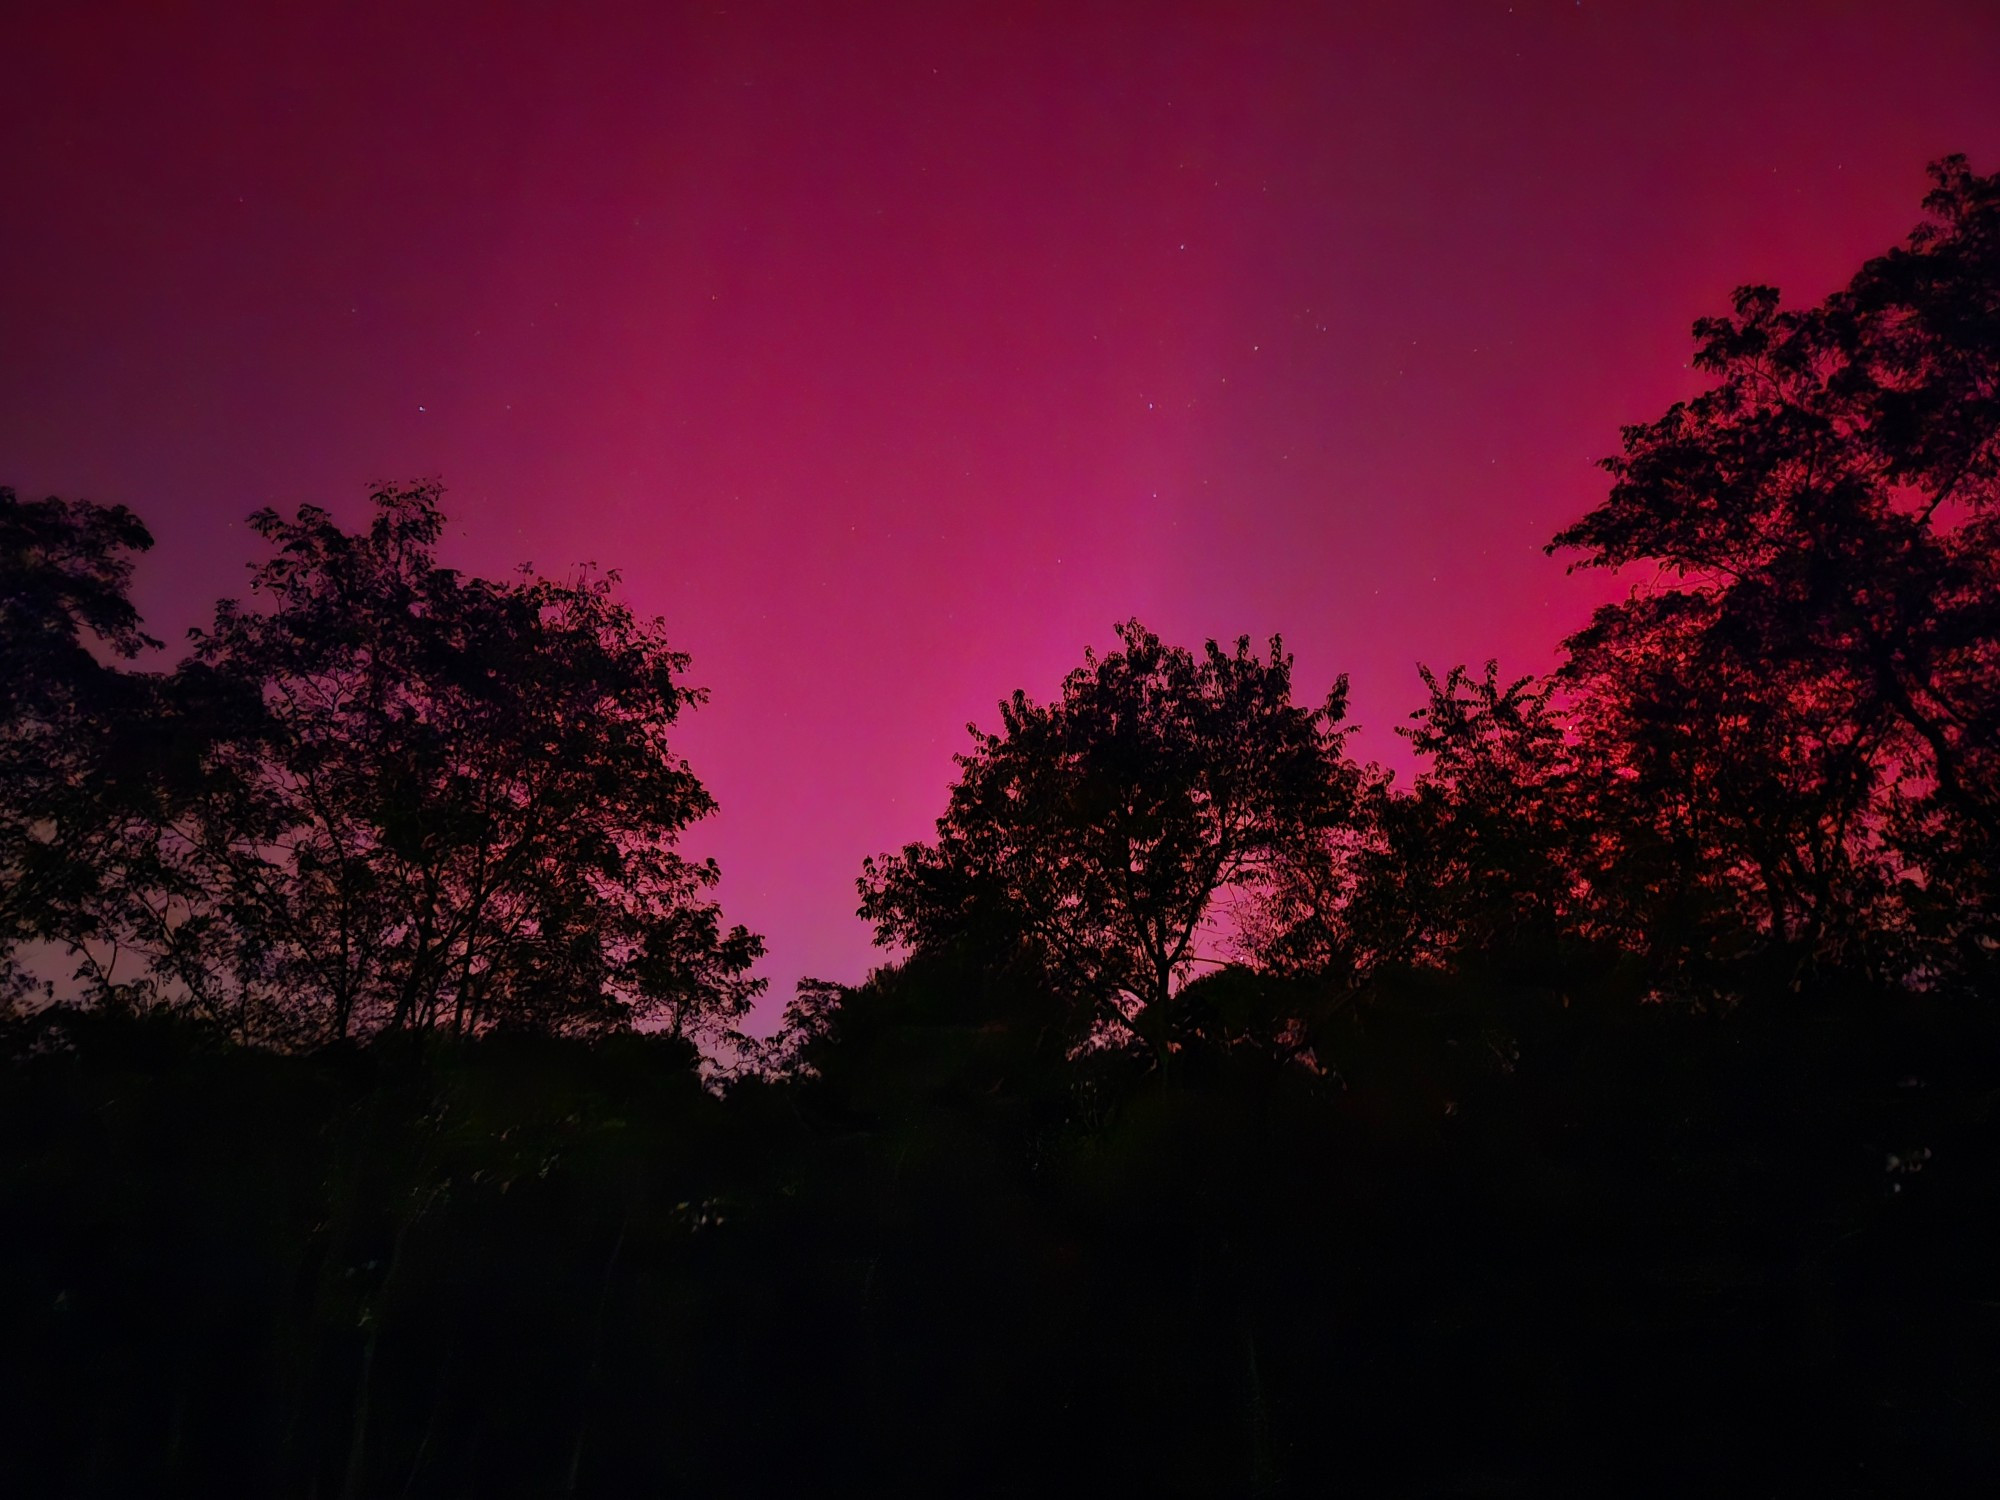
5,971,1999,1497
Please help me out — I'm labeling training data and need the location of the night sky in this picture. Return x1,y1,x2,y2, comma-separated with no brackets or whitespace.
5,2,1999,1020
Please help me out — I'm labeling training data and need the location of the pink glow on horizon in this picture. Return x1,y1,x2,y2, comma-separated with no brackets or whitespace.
5,2,2000,1024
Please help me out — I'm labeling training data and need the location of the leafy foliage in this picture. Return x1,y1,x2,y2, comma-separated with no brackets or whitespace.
1292,662,1585,977
0,488,161,1006
1550,154,2000,990
177,484,765,1043
860,620,1359,1069
3,483,762,1046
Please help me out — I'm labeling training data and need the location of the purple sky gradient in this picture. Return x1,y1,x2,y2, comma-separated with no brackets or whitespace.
5,2,1999,1021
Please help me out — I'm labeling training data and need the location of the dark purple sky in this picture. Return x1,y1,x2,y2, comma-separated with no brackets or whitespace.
5,2,1999,1020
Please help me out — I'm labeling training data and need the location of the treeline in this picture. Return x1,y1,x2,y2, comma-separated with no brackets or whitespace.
1,156,1998,1493
7,157,1998,1057
830,157,2000,1073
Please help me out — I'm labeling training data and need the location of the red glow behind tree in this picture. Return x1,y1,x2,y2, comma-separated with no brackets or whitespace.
1552,156,2000,989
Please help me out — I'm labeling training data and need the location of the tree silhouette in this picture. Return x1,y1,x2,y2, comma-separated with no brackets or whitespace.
17,156,2000,1500
1239,662,1593,992
1561,591,1908,989
1551,155,2000,989
1374,662,1586,968
120,483,763,1044
0,488,162,1006
859,620,1358,1074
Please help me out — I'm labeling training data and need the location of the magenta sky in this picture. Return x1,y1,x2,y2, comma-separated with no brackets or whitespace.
5,2,1999,1020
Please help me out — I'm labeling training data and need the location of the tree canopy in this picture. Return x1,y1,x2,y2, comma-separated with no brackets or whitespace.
1551,152,2000,990
0,488,161,1006
859,619,1359,1071
1,483,762,1046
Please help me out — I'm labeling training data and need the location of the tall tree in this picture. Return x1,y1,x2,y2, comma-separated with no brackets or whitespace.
127,483,763,1045
859,620,1358,1073
1549,154,2000,987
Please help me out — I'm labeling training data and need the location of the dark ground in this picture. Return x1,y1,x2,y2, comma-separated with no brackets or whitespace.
5,968,1998,1496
